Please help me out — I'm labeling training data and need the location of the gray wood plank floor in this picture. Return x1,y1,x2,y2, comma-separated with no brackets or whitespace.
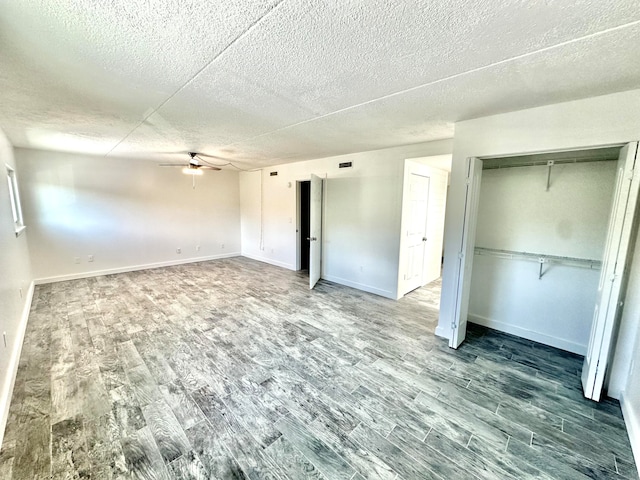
1,257,636,479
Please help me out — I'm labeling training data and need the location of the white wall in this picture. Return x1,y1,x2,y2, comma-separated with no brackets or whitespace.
437,89,640,469
240,139,453,299
0,131,33,447
15,148,241,281
409,154,453,173
475,163,616,258
618,223,640,476
240,170,263,263
468,162,616,354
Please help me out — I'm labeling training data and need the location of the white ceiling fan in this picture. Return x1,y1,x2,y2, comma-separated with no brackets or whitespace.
159,152,222,175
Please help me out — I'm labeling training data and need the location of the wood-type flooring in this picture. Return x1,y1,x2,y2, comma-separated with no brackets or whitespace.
0,257,637,479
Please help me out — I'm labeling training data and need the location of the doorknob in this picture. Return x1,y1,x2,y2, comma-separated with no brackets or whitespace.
307,237,317,241
422,237,427,242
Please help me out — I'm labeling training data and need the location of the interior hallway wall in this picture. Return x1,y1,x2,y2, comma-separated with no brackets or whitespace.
15,148,241,282
240,140,453,299
0,131,33,447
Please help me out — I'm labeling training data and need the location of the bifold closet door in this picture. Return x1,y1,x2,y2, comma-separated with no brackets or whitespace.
582,142,639,401
450,157,482,348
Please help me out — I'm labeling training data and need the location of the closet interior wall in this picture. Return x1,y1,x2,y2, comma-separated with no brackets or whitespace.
468,148,619,355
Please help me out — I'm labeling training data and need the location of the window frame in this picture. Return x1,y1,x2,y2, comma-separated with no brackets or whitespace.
6,164,26,236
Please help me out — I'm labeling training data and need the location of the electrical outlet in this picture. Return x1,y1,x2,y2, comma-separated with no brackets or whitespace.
176,248,181,254
196,245,200,252
88,255,94,262
221,243,225,249
74,256,81,264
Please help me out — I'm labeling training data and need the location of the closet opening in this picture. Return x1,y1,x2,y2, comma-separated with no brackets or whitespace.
449,142,640,400
468,146,621,355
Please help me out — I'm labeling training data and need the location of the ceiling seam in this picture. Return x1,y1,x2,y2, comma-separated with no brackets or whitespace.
103,0,288,157
220,18,640,151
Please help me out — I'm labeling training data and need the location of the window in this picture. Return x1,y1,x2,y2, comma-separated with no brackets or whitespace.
6,165,25,236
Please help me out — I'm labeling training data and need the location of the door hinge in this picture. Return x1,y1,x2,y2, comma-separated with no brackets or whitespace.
458,252,464,259
451,322,457,330
626,169,634,181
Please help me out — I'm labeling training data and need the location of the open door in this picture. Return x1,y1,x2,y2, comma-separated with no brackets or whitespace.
309,174,323,289
582,142,639,401
398,161,449,297
404,173,431,293
450,157,483,348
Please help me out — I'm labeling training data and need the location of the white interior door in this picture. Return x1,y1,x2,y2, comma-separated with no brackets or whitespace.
309,174,323,289
404,173,430,292
450,157,483,348
398,161,449,298
421,168,448,285
582,142,639,401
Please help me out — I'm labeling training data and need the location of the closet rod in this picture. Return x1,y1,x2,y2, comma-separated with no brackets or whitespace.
474,247,602,270
482,156,617,170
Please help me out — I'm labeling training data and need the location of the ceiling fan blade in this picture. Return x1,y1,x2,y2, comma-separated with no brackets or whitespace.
154,152,234,170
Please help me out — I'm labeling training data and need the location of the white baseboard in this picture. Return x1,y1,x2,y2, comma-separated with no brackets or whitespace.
0,280,34,448
240,253,295,271
240,255,396,299
620,392,640,478
468,313,586,355
321,274,395,299
34,253,241,285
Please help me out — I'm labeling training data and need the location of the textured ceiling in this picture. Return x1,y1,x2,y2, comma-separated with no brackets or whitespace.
1,0,640,169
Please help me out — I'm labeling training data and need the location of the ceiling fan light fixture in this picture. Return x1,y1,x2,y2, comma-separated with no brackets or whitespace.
182,166,203,175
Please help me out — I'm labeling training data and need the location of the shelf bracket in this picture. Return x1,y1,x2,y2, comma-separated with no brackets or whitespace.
546,160,554,191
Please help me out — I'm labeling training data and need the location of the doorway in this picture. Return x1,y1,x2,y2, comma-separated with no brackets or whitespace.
298,180,310,271
403,171,431,293
398,159,449,298
297,176,323,289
